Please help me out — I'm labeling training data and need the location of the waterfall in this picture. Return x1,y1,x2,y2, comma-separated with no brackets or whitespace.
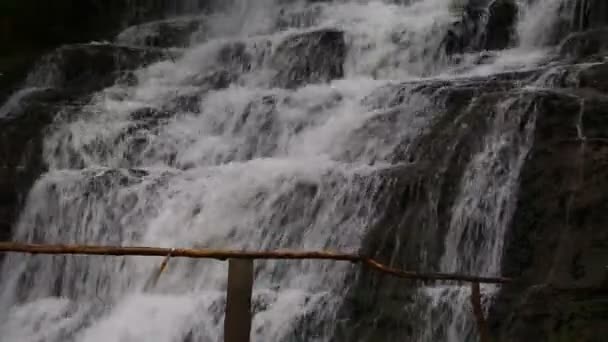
0,0,573,341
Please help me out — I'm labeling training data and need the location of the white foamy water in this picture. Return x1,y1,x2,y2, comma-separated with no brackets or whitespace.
0,0,568,341
517,0,569,49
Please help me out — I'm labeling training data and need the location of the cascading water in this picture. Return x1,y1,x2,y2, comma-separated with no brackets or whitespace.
418,93,537,341
0,0,577,341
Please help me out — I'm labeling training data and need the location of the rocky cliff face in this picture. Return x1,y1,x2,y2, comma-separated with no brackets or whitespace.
0,0,607,341
491,62,608,342
0,0,216,103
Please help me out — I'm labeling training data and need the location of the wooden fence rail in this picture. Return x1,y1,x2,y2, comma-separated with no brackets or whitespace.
0,242,511,284
0,241,502,342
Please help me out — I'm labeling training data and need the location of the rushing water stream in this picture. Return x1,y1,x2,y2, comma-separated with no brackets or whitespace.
0,0,579,341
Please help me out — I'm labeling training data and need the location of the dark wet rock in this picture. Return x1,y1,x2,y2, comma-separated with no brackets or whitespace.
164,94,204,114
0,0,215,50
276,4,323,30
138,0,221,19
442,0,517,56
129,107,174,128
335,81,533,341
116,17,205,48
363,71,530,111
0,0,217,106
99,107,176,167
489,89,608,342
0,52,41,106
0,88,65,120
329,163,437,342
271,29,346,88
183,69,236,90
167,69,237,114
493,285,608,342
349,75,525,165
0,89,77,241
559,28,608,60
576,62,608,93
545,0,608,46
228,95,280,160
180,28,345,90
26,43,172,94
482,0,518,51
216,41,265,74
571,0,608,31
80,168,150,197
0,1,138,55
332,58,608,341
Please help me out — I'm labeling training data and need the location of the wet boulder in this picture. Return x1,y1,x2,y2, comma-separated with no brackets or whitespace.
271,29,346,88
488,89,608,342
26,43,172,94
546,0,608,46
275,4,323,30
576,62,608,93
559,28,608,60
116,16,205,48
571,0,608,31
482,0,518,51
216,41,259,73
498,91,608,286
493,286,608,342
166,70,236,114
442,0,517,56
441,1,487,56
142,0,223,18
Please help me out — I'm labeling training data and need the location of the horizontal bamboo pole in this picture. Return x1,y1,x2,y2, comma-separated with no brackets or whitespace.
0,242,512,284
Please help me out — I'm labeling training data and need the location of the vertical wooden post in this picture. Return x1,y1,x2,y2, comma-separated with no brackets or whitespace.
470,282,491,342
224,259,254,342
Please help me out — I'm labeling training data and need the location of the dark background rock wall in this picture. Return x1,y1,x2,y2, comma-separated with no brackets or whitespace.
1,0,129,100
0,0,215,49
0,0,216,101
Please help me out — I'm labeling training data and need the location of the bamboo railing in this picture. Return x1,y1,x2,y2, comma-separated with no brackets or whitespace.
0,241,502,342
0,242,511,283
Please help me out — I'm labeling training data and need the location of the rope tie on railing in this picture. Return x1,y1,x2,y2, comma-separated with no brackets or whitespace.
143,247,175,291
